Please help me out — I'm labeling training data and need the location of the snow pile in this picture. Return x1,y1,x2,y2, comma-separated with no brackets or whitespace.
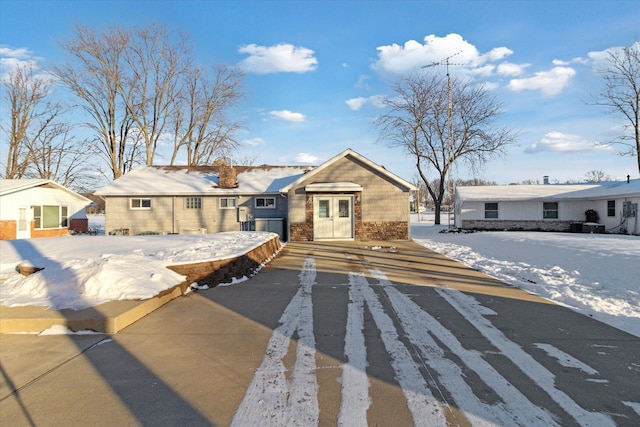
412,220,640,337
0,232,278,311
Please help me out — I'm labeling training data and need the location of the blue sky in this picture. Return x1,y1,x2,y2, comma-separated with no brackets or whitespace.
1,0,639,184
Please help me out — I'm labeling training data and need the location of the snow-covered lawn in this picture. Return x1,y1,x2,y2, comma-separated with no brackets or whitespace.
0,231,278,311
1,213,638,337
412,215,640,337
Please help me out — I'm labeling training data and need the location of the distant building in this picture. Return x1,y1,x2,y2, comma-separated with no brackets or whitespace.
0,179,92,240
454,179,640,234
95,149,416,241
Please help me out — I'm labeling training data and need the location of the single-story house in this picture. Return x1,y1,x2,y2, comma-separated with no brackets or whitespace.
454,178,640,234
0,179,92,240
95,148,416,241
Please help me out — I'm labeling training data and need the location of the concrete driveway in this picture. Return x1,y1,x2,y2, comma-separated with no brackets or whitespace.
1,240,639,426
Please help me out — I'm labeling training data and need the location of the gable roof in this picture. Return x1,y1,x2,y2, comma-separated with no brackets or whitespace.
95,165,312,196
456,179,640,202
0,179,91,203
280,148,417,192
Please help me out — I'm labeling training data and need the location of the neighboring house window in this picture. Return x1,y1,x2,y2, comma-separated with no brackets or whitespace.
130,198,151,209
255,197,276,209
484,202,498,219
543,202,559,219
607,200,616,217
220,198,236,209
186,197,202,209
61,206,68,227
32,205,68,229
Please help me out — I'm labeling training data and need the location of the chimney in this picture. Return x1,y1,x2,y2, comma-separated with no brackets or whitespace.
628,174,631,184
543,176,549,185
218,164,237,188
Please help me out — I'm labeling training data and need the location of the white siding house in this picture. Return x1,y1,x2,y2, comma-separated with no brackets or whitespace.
0,180,91,240
454,179,640,235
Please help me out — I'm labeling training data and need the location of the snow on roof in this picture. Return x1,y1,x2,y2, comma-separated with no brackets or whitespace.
456,179,640,202
0,179,91,202
95,165,311,196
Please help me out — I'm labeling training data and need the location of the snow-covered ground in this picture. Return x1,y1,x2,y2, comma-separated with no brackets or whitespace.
0,228,278,311
0,214,638,337
411,213,640,337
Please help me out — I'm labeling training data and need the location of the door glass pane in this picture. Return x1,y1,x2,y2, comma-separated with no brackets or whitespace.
18,208,27,230
319,200,330,218
339,200,350,218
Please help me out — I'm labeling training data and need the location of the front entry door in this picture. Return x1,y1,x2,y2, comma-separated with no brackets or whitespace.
314,195,353,240
17,207,30,239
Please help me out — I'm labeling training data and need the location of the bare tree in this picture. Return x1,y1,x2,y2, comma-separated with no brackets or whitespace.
55,24,244,177
593,42,640,174
584,169,613,183
122,24,191,165
377,72,515,224
1,63,52,178
168,64,244,166
53,24,139,180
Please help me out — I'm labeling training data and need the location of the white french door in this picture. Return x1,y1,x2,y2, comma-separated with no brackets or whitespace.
314,195,353,240
17,207,30,239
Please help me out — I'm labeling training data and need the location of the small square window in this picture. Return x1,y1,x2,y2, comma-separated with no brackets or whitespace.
255,197,276,209
186,197,202,209
220,198,236,209
543,202,558,219
484,202,498,219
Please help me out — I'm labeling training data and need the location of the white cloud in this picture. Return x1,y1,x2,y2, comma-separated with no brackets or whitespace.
0,45,41,76
345,94,387,110
238,43,318,74
507,66,576,96
270,110,306,122
497,62,529,77
241,137,266,147
525,131,613,154
371,33,515,76
294,152,320,164
345,97,368,111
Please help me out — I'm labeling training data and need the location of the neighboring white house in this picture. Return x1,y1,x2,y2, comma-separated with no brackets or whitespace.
0,179,91,240
454,179,640,235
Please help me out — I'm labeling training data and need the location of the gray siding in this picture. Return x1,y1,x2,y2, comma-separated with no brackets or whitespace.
104,195,288,235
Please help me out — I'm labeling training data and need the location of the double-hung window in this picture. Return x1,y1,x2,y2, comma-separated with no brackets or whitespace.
220,198,236,209
607,200,616,217
484,202,498,219
543,202,558,219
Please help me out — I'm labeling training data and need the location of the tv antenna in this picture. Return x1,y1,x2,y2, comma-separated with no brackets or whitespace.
422,51,465,152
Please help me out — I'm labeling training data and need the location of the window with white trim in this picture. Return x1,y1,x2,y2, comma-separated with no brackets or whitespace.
186,197,202,209
484,202,498,219
220,198,236,209
130,198,151,209
255,197,276,209
32,205,68,229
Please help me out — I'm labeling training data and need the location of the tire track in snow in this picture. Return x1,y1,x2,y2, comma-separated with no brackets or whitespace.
437,288,616,427
348,272,448,426
231,257,318,427
337,273,371,427
367,267,558,426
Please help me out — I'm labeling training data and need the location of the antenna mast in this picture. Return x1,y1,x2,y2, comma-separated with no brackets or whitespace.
422,51,464,153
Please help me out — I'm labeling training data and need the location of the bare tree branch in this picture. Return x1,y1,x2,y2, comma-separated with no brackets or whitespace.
377,72,516,224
